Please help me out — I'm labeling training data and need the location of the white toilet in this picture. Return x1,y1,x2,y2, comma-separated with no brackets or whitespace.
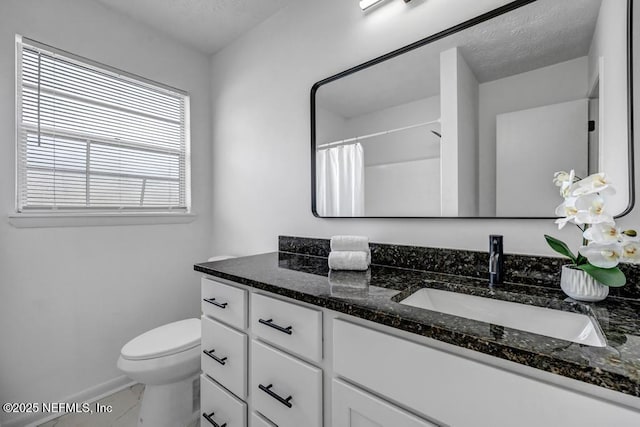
118,318,201,427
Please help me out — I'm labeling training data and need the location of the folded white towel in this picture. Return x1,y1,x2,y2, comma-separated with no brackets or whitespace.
365,249,371,265
328,251,369,271
330,235,370,252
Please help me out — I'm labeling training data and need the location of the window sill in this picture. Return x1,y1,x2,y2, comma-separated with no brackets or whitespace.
8,212,197,228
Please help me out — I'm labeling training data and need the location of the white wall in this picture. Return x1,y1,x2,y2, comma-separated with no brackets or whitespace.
440,47,479,217
478,57,589,216
496,99,589,216
0,1,211,425
345,97,441,216
209,0,638,258
365,158,441,216
345,96,441,166
316,106,347,146
456,50,480,217
589,0,629,215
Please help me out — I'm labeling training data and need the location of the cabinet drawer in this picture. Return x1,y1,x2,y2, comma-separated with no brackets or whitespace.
332,379,437,427
201,374,247,427
250,411,277,427
251,293,322,362
201,277,247,330
201,316,247,399
251,340,322,427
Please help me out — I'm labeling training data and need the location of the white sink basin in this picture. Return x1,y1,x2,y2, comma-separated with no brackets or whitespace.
400,288,607,347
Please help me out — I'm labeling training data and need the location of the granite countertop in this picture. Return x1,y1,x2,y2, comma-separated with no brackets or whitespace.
194,251,640,398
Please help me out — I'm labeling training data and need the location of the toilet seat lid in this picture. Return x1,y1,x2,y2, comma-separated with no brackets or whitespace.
121,318,200,360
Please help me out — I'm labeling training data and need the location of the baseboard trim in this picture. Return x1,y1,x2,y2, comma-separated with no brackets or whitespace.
2,376,136,427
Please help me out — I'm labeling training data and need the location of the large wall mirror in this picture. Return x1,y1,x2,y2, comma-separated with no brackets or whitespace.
311,0,633,218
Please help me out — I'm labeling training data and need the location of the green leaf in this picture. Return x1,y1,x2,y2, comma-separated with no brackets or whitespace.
575,253,588,266
544,235,576,263
576,264,626,287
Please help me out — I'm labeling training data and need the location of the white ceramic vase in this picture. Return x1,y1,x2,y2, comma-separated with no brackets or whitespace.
560,265,609,302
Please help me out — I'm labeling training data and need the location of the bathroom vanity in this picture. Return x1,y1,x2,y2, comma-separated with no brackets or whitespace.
194,237,640,427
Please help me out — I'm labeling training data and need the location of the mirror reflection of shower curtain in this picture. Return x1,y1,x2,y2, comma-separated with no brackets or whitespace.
317,143,365,216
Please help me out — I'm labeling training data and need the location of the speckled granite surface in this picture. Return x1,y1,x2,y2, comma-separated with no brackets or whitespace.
195,241,640,398
278,235,640,299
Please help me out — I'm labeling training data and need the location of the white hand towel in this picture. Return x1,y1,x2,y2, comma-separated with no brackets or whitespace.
328,251,369,271
330,235,370,252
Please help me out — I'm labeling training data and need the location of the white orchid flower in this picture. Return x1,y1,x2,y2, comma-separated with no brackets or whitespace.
622,242,640,263
553,171,571,186
553,170,575,197
574,194,614,225
569,172,615,197
554,197,579,229
583,223,621,244
579,243,622,268
555,217,573,230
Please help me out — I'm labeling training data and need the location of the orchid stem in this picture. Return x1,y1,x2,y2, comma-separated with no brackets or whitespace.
582,223,590,247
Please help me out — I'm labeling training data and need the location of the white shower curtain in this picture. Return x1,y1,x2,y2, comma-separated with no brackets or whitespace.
316,143,365,216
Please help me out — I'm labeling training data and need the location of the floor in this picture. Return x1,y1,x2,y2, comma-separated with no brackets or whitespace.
37,384,200,427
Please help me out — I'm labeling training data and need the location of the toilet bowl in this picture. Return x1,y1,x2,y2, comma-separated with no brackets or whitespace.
118,318,201,427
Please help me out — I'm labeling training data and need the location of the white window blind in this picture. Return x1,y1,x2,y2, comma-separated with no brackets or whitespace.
16,37,190,214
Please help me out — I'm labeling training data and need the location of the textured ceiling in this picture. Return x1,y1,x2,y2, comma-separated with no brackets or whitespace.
94,0,292,54
318,0,603,118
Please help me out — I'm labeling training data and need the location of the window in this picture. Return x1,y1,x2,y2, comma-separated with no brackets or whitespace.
15,37,190,215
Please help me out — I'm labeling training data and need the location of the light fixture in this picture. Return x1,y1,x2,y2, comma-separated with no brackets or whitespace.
359,0,385,10
359,0,412,11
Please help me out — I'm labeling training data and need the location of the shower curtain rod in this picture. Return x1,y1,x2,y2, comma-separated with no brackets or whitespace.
317,119,441,150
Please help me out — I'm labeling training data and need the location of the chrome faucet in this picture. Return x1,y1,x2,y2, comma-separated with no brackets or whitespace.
489,235,504,286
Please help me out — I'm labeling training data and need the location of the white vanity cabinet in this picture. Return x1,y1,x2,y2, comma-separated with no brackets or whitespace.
200,278,250,427
200,277,324,427
332,379,437,427
334,319,640,427
200,275,640,427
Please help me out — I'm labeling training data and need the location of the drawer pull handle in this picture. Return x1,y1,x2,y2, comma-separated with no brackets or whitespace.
259,383,293,408
202,411,227,427
203,349,227,365
203,298,228,309
258,318,293,335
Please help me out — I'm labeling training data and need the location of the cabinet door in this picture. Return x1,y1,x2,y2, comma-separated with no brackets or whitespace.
332,379,437,427
334,319,640,427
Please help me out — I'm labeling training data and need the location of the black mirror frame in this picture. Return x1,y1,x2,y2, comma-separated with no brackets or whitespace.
310,0,634,219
